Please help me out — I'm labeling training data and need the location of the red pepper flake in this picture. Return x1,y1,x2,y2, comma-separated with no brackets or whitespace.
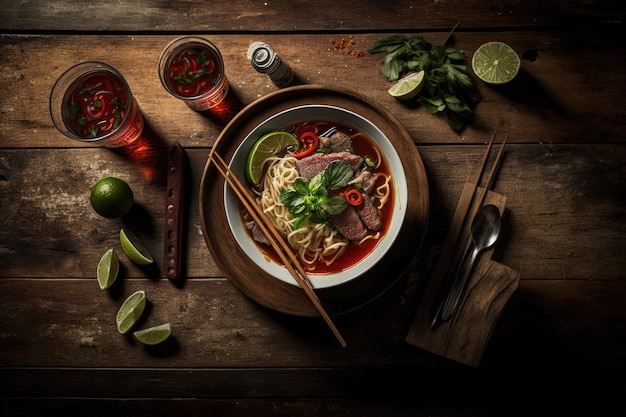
329,36,364,58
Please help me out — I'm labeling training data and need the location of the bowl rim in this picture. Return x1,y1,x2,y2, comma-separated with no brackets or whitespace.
224,104,408,289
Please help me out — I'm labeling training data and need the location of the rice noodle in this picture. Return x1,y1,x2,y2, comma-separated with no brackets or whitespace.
253,144,392,270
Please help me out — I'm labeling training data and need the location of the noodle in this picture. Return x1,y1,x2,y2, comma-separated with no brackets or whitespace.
250,127,393,271
256,155,349,269
372,172,391,209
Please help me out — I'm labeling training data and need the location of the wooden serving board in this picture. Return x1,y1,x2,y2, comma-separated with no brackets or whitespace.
199,85,430,317
405,186,520,367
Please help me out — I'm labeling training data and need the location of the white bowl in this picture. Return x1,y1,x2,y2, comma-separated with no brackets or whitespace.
224,105,408,289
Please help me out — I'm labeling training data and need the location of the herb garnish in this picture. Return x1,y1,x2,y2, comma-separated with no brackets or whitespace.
279,160,352,229
368,24,481,132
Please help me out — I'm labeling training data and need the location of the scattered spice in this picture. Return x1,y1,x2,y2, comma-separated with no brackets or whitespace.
329,36,364,58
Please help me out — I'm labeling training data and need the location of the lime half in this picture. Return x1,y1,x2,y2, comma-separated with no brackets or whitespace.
388,70,425,100
116,290,147,334
472,41,520,85
133,323,171,345
120,228,154,265
245,131,299,186
97,248,120,290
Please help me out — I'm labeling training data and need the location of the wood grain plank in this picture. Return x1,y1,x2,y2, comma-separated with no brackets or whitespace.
0,277,625,368
1,145,624,281
1,32,624,149
2,0,624,32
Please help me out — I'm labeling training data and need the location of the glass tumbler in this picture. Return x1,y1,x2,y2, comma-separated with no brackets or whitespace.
49,61,144,148
158,36,229,111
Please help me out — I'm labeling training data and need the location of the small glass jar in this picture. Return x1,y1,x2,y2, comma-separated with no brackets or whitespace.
158,36,229,111
49,61,144,148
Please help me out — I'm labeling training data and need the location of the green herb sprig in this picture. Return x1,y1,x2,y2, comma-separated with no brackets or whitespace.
368,24,481,132
279,160,352,229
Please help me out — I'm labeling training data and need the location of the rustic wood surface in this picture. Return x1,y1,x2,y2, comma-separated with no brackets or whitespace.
1,1,626,416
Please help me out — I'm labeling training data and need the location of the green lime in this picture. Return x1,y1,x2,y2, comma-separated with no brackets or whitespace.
90,177,134,218
119,228,154,265
388,70,425,100
116,290,146,334
245,131,299,186
472,41,521,85
133,323,171,345
97,248,119,290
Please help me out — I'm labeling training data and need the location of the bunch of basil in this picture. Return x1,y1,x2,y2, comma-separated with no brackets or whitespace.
368,25,481,132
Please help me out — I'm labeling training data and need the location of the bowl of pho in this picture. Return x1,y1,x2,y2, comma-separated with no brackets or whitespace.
224,105,408,289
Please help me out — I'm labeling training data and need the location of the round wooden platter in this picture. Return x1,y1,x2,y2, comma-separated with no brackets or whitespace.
199,85,429,317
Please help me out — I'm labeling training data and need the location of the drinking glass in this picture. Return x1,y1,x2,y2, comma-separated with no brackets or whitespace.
158,36,229,111
50,61,144,148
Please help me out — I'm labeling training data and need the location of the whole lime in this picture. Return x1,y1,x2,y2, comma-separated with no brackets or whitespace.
90,177,134,218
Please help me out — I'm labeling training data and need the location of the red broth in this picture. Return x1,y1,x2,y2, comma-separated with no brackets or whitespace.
243,121,395,275
166,47,222,97
64,72,129,139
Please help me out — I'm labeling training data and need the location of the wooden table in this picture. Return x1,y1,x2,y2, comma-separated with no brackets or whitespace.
1,1,625,415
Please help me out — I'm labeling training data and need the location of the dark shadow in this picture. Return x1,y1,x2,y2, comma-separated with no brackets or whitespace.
143,335,181,357
111,118,170,186
197,87,246,127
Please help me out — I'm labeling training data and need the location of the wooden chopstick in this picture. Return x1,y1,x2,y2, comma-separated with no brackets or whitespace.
430,132,507,328
206,149,347,348
452,131,498,251
470,133,508,216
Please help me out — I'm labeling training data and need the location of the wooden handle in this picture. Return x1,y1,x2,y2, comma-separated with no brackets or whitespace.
163,142,186,280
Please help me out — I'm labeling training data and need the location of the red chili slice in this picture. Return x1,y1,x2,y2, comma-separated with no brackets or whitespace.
344,187,364,206
293,131,319,158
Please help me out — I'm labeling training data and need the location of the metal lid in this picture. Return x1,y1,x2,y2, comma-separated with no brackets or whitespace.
248,42,275,71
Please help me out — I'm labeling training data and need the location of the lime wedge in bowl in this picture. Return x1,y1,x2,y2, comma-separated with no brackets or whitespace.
472,41,520,85
245,131,299,186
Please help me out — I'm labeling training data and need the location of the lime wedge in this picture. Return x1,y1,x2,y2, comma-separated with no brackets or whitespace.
133,323,171,345
119,228,154,265
388,70,425,100
245,131,299,186
116,290,147,334
472,41,520,85
97,248,119,290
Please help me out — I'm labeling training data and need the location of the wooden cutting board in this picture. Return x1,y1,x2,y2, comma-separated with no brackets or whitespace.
405,185,520,367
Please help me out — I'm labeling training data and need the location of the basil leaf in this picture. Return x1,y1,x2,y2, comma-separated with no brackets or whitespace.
324,161,354,190
321,196,348,216
369,24,481,132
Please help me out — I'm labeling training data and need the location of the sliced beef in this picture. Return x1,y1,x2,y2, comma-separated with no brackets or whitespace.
296,152,363,179
356,196,382,232
330,206,368,241
246,221,270,246
350,169,377,194
319,131,354,153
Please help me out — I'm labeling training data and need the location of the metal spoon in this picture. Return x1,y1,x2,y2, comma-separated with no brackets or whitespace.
440,204,502,322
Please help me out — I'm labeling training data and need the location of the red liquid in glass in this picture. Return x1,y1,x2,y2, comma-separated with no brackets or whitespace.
65,72,130,139
166,47,222,97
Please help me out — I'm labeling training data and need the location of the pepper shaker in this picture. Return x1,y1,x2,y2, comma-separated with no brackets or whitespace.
247,42,294,87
